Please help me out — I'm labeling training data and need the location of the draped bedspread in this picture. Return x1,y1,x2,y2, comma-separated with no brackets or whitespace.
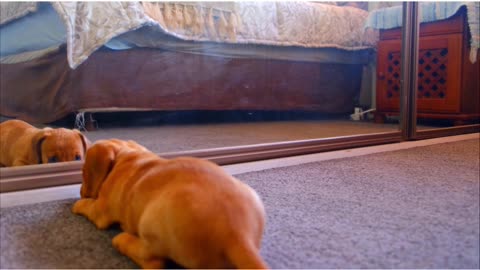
1,2,378,69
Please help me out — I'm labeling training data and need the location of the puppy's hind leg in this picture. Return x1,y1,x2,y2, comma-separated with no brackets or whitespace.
72,198,113,229
112,232,165,269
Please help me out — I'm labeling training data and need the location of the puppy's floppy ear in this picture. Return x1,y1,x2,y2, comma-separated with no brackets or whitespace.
74,129,91,157
32,130,52,164
81,142,115,198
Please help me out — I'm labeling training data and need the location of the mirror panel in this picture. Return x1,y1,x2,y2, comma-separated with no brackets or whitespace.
0,1,401,172
414,3,479,133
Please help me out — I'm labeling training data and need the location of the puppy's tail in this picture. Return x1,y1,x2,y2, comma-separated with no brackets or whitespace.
226,239,268,269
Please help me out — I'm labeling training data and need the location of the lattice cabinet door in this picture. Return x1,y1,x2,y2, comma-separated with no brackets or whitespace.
376,34,462,113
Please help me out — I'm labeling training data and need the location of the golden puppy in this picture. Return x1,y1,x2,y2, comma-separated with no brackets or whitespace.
0,119,90,167
73,139,267,269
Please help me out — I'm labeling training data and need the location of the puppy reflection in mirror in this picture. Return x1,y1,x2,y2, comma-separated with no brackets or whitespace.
73,139,268,269
0,119,90,167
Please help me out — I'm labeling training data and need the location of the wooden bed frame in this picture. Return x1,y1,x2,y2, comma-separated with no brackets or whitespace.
0,46,367,126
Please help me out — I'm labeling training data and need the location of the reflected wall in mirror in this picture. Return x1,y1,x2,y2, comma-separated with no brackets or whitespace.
1,1,403,170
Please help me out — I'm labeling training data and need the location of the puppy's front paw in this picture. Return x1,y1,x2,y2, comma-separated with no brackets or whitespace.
72,198,92,215
112,232,132,254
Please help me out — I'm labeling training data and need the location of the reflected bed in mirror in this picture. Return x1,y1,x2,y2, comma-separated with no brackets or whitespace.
1,2,377,125
1,2,401,173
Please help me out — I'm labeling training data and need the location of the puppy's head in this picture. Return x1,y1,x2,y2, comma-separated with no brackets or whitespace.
33,128,90,165
80,139,150,198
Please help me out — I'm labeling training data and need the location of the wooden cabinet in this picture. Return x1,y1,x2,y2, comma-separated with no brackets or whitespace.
375,9,479,125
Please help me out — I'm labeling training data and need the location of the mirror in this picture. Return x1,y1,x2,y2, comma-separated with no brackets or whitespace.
413,3,479,134
0,2,401,170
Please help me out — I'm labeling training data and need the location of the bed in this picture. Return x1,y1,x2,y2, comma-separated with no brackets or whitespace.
0,2,378,126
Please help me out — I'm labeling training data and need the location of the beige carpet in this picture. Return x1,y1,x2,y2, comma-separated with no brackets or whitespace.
1,139,478,268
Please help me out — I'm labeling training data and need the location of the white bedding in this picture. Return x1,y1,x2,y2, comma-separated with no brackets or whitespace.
140,2,378,49
1,2,378,69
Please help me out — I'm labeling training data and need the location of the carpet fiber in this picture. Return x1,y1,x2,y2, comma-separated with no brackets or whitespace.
1,139,479,268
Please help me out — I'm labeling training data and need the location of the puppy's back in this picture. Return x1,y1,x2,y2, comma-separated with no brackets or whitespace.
0,120,37,166
130,157,266,268
0,120,36,136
